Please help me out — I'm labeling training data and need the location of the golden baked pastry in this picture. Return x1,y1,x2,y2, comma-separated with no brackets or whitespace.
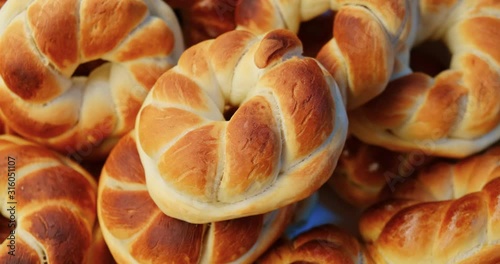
235,0,417,109
135,28,348,223
98,132,295,264
329,136,434,208
0,135,97,262
360,145,500,263
258,224,374,264
0,0,184,158
348,0,500,158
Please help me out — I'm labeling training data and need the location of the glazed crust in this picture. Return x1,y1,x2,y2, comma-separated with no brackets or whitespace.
0,135,97,263
0,0,184,158
258,224,374,264
348,1,500,157
135,29,348,223
98,132,295,264
359,145,500,264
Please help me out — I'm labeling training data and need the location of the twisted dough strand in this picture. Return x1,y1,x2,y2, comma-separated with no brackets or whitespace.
359,146,500,264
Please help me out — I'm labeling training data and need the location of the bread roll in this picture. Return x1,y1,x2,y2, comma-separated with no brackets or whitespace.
0,135,97,263
258,224,374,264
135,29,348,223
348,1,500,157
329,136,434,208
359,145,500,263
0,0,184,159
98,131,295,264
235,0,418,109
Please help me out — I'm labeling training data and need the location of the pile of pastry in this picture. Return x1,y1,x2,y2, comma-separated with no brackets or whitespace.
0,0,498,263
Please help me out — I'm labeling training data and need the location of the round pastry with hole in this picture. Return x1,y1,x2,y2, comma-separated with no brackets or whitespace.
235,0,418,109
135,29,348,223
360,145,500,264
98,131,295,263
0,0,184,158
0,135,97,263
347,1,500,158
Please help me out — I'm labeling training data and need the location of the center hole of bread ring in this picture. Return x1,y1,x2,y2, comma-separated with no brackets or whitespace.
410,40,451,77
297,10,335,57
71,59,108,77
223,105,239,121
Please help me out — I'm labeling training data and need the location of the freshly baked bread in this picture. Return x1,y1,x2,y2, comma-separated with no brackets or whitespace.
0,0,184,158
135,29,348,223
329,136,434,208
98,131,295,264
167,0,238,46
359,145,500,263
258,224,374,264
349,1,500,158
235,0,417,108
0,135,97,263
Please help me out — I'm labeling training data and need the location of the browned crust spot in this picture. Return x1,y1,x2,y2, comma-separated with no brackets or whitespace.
223,96,280,197
79,0,148,59
212,215,264,263
255,29,302,68
0,19,60,101
99,187,158,239
24,206,93,263
158,123,223,200
137,106,205,157
104,134,146,184
261,58,335,159
27,0,79,72
115,18,175,61
130,213,204,263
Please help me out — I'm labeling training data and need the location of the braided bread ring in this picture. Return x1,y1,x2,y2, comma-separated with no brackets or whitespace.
349,1,500,157
235,0,417,109
0,0,183,157
360,145,500,263
98,132,295,264
135,29,347,223
0,135,97,263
